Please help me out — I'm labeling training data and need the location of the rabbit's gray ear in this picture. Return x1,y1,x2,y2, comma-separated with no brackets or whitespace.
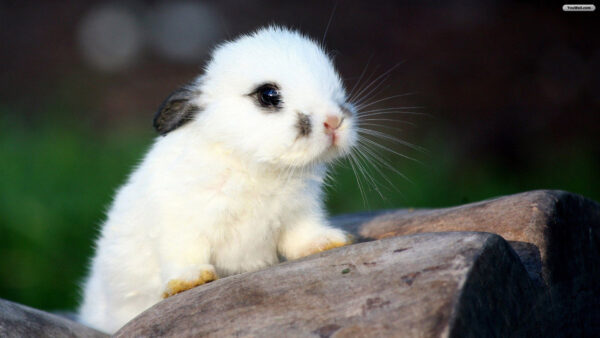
153,86,201,135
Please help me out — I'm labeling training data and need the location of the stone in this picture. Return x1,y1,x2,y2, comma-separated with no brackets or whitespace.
0,298,107,338
331,189,600,336
115,232,540,337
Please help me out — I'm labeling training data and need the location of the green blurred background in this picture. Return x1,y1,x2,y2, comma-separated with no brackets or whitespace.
1,1,598,312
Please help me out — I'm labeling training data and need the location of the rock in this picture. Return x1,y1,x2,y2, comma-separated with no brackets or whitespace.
331,190,600,336
0,298,107,338
116,232,540,337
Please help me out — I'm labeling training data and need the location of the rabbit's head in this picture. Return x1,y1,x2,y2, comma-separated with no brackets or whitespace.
154,26,357,168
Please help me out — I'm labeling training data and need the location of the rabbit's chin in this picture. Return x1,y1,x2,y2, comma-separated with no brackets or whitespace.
315,142,353,164
271,143,353,170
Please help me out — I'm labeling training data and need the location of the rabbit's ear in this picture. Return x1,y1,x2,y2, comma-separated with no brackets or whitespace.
153,86,201,135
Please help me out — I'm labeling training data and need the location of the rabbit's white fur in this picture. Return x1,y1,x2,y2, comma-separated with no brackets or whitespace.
78,26,357,333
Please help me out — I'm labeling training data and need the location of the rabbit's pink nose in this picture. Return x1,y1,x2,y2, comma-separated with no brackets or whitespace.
324,115,342,134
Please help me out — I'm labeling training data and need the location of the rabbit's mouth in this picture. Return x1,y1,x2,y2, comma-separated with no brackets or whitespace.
328,132,338,147
320,131,355,162
329,119,356,152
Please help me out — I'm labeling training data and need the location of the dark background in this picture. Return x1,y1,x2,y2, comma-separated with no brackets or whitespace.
1,1,598,312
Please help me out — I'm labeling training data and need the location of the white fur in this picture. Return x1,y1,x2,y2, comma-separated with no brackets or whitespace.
78,26,357,333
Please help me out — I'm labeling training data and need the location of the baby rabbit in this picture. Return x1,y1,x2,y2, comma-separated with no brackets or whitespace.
78,26,357,333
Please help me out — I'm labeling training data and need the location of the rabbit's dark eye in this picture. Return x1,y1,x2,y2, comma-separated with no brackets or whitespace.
256,84,281,108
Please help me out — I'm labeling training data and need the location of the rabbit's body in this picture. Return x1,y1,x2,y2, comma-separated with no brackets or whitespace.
78,27,356,333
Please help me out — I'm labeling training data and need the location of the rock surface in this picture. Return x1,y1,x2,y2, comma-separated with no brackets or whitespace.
116,232,538,337
0,298,107,338
331,190,600,336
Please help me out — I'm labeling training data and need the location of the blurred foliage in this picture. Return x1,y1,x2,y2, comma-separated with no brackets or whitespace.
0,107,152,311
0,106,598,312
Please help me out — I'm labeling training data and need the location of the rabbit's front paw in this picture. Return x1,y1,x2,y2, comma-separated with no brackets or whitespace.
162,266,218,298
298,230,354,258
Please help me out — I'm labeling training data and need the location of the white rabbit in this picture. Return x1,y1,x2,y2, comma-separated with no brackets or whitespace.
77,26,358,333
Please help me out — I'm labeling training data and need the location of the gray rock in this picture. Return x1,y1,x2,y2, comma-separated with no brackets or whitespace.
0,298,107,337
332,189,600,336
115,232,539,337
